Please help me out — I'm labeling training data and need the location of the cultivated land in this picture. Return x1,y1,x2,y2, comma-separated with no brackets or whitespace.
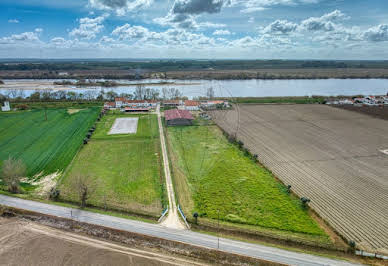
59,112,165,217
212,104,388,254
0,217,194,266
166,120,330,245
0,108,100,178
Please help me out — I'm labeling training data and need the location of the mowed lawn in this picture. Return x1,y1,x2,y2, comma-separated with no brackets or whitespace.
167,125,327,237
0,108,100,177
59,113,165,217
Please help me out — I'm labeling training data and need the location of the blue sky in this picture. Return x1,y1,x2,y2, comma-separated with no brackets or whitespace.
1,0,387,59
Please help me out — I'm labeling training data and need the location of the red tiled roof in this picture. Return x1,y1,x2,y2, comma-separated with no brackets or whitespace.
165,109,194,121
163,100,180,104
105,102,115,106
115,97,126,102
185,100,199,106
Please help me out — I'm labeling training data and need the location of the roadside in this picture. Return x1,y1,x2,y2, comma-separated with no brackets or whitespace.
0,196,358,266
0,216,205,266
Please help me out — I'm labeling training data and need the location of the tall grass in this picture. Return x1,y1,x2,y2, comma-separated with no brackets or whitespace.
168,125,326,236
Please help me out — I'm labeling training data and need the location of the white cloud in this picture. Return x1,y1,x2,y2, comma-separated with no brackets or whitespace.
8,19,19,23
69,14,108,40
0,31,41,44
213,29,231,35
230,0,320,13
89,0,153,16
299,10,348,32
262,20,297,34
363,24,388,42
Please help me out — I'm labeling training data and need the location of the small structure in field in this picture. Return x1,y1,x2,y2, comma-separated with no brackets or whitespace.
1,101,10,112
165,109,194,126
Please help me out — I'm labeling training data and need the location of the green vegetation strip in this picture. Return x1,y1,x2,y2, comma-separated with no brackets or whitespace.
0,108,100,177
167,124,328,237
59,112,166,217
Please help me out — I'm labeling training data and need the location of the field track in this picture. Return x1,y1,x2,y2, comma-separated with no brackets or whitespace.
213,104,388,254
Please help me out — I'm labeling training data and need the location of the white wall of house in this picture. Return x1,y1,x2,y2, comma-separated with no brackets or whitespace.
1,101,10,112
185,106,200,111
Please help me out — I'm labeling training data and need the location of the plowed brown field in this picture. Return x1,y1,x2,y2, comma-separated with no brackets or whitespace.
212,104,388,254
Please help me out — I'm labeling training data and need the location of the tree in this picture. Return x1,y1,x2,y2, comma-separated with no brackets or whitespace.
134,84,145,100
1,157,26,193
106,90,118,101
71,173,97,208
206,87,214,99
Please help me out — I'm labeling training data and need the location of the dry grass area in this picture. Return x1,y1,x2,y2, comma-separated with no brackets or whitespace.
212,104,388,254
0,217,197,266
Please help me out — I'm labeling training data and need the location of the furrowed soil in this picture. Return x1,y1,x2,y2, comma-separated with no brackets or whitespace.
0,217,204,266
212,104,388,255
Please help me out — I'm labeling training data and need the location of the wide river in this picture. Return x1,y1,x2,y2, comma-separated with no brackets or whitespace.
1,78,388,98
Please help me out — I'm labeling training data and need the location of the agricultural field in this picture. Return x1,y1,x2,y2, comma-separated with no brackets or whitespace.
59,112,165,217
166,121,330,243
0,108,100,178
212,104,388,254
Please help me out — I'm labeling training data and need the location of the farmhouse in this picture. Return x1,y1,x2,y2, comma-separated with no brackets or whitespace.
184,100,200,111
165,109,194,126
163,100,183,108
1,101,10,112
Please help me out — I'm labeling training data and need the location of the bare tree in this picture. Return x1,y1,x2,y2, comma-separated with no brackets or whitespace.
206,87,214,99
1,157,26,193
71,173,97,208
134,84,145,100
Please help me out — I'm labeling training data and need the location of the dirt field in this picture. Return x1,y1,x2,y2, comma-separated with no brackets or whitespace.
333,105,388,121
0,217,201,266
212,104,388,254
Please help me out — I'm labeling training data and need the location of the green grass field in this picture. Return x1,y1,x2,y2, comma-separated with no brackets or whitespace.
0,108,100,177
59,112,165,217
167,124,327,237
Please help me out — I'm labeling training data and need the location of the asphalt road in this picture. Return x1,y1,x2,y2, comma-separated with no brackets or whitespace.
0,195,357,266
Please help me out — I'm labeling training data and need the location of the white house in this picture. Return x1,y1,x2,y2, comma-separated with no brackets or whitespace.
1,101,10,112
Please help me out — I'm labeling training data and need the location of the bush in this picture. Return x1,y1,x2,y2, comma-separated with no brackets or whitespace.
15,104,29,110
49,187,60,200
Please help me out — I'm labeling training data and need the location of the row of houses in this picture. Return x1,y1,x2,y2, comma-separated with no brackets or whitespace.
104,98,230,112
326,95,388,106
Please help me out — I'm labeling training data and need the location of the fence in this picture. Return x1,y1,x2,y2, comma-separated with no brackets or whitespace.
177,205,190,229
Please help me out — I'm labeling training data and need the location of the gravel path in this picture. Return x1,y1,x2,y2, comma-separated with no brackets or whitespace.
156,104,186,230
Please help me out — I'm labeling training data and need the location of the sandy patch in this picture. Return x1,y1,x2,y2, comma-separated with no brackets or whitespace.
21,172,60,197
67,109,82,114
109,117,138,135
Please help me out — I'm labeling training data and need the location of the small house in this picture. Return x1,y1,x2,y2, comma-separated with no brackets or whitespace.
1,101,10,112
184,100,200,111
165,109,194,126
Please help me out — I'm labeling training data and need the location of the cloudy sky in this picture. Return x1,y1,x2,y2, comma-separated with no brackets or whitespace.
1,0,387,59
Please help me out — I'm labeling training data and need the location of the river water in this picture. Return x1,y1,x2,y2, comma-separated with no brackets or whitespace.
1,78,387,98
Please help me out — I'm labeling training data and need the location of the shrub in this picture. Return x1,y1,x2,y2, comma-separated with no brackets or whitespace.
15,104,29,110
225,214,247,224
49,187,60,200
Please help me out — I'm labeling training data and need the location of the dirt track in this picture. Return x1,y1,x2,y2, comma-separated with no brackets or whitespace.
0,217,200,266
213,104,388,254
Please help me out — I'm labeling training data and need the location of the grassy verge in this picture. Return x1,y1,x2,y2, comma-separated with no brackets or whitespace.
59,112,166,218
166,122,331,246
